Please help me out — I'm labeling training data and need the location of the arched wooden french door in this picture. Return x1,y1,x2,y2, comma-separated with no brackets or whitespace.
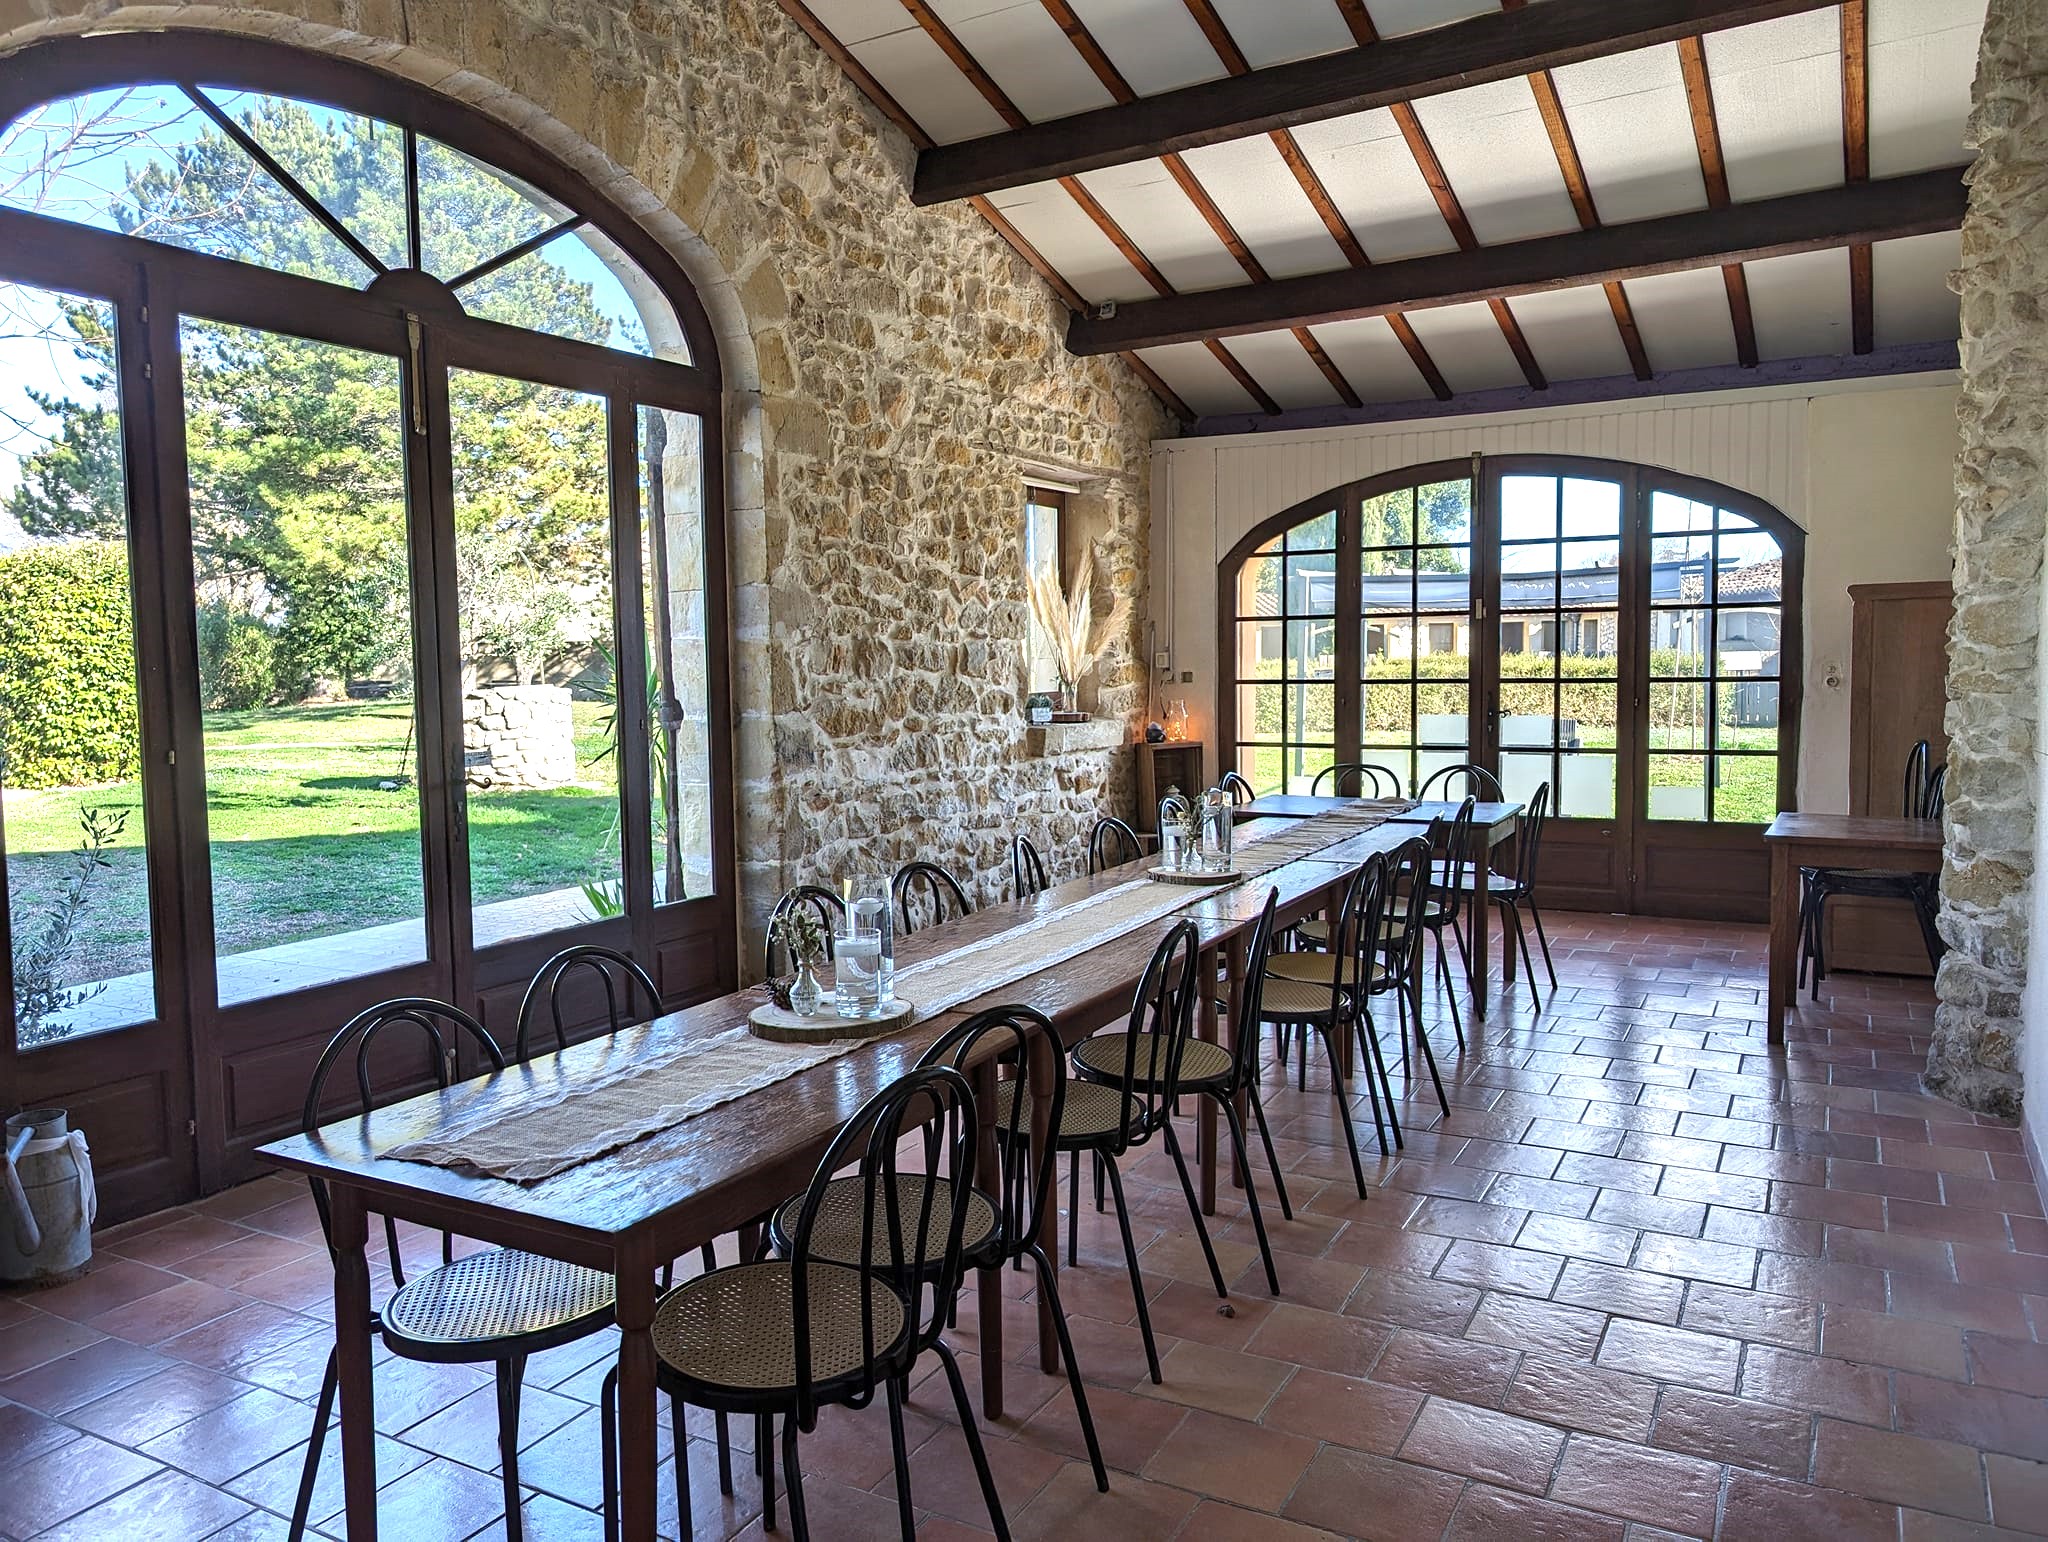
1219,455,1803,921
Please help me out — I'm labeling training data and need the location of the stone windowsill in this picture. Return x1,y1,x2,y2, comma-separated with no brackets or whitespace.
1024,718,1128,756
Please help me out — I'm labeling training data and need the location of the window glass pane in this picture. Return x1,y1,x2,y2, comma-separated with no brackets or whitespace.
1560,477,1621,537
1650,608,1711,676
1359,488,1413,546
179,316,425,1004
1236,554,1282,618
1284,552,1337,615
1363,616,1412,668
1717,530,1783,601
2,285,156,1045
197,88,408,269
1235,744,1282,797
1415,480,1472,544
1649,755,1709,821
459,225,685,360
1559,539,1621,605
418,136,561,278
1651,492,1715,534
1237,684,1284,743
1416,546,1471,618
1501,544,1558,607
1648,683,1711,752
641,406,713,903
1500,475,1556,540
1363,684,1412,745
1560,751,1616,818
1234,620,1284,682
1499,682,1558,747
1287,618,1336,679
1717,607,1782,674
1559,677,1618,756
1417,685,1468,746
1416,748,1465,796
1282,743,1336,796
0,86,372,285
1498,751,1551,813
1563,611,1617,665
451,369,620,947
1023,492,1062,695
1714,753,1778,823
1360,549,1414,613
1287,683,1335,746
1720,683,1780,753
1288,509,1336,549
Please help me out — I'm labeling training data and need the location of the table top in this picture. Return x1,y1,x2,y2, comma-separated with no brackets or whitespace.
256,809,1393,1258
1763,813,1943,850
1237,794,1523,831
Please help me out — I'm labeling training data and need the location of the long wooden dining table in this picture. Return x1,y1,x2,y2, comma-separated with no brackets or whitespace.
256,809,1420,1541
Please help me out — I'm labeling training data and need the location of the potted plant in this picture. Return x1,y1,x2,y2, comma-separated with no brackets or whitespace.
768,906,829,1016
1026,547,1131,721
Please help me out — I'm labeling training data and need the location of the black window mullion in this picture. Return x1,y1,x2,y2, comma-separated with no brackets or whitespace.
609,394,656,956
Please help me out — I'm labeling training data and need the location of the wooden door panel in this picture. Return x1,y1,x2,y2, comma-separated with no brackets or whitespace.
1821,893,1935,977
1635,825,1770,923
1537,823,1627,911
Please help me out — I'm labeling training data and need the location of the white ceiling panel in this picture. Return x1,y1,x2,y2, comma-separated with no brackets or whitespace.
794,0,920,48
1408,77,1581,244
1869,0,1986,176
1071,160,1246,293
1309,317,1434,404
984,180,1155,305
951,4,1120,124
1287,109,1457,263
1223,330,1346,412
1549,43,1706,223
1359,0,1500,40
1704,11,1845,201
1744,247,1852,360
1623,267,1740,372
1402,302,1528,394
847,29,1011,144
1136,341,1261,416
1204,0,1353,68
1064,0,1232,96
1177,136,1350,280
1873,230,1962,348
1505,285,1633,384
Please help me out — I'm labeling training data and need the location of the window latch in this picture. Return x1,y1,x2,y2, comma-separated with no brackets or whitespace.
405,314,426,436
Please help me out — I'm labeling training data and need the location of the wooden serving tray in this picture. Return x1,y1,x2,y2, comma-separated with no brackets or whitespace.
1147,864,1238,885
748,995,915,1043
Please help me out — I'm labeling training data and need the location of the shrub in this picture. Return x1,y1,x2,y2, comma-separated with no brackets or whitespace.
0,540,140,789
197,601,280,710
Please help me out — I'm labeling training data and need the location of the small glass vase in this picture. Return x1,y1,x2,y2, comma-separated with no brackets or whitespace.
1057,679,1078,715
789,959,823,1017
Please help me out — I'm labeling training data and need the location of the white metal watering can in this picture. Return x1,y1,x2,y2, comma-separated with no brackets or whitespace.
2,1108,98,1286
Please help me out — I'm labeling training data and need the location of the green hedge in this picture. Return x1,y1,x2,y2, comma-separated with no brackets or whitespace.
0,541,140,789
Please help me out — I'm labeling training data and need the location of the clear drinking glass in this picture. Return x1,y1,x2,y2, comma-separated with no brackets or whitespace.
1159,824,1183,871
844,876,894,1003
835,915,884,1017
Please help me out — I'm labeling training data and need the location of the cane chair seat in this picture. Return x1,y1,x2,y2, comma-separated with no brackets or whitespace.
1293,917,1332,946
1263,951,1390,987
992,1076,1141,1143
382,1248,615,1351
1072,1030,1232,1088
650,1261,909,1396
770,1176,998,1271
1255,975,1346,1018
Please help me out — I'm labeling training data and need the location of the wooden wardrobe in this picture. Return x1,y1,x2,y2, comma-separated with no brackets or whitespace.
1824,580,1952,975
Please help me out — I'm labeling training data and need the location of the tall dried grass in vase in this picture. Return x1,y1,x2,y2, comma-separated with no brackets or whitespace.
1026,547,1132,714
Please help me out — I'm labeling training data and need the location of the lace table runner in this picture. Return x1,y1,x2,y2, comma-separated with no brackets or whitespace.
386,801,1408,1183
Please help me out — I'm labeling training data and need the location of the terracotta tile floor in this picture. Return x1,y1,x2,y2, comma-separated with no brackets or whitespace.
2,912,2044,1540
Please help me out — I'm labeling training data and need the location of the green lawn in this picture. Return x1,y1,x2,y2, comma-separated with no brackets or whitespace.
6,699,619,985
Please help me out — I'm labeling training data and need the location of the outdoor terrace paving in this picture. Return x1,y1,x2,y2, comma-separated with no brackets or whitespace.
0,912,2041,1540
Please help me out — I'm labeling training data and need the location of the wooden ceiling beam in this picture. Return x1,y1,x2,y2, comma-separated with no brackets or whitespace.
1067,168,1965,354
913,0,1843,203
1843,0,1874,353
1676,35,1760,368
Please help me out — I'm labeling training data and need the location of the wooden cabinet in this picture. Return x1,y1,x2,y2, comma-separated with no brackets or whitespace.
1135,743,1203,834
1825,580,1952,976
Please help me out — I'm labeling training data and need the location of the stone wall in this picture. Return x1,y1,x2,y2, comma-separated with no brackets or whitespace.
1933,0,2041,1119
0,0,1170,966
463,685,577,790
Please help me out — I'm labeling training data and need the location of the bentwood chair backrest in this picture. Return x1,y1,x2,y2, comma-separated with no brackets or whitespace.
764,885,847,978
1921,763,1948,822
1087,815,1145,874
514,945,662,1061
1416,762,1506,802
1902,739,1931,819
302,998,505,1286
1513,782,1553,894
1437,796,1479,903
1012,834,1050,899
1106,920,1203,1151
1379,836,1438,979
784,1064,976,1429
920,1006,1064,1267
1221,771,1256,804
1312,762,1402,798
894,861,972,935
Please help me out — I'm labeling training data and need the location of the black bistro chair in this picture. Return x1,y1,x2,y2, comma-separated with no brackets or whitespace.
893,860,972,935
291,1000,615,1542
602,1066,1004,1541
1312,762,1403,798
1416,762,1506,802
1454,780,1558,996
514,944,662,1060
1221,770,1257,804
764,884,847,977
1411,797,1478,1047
1799,742,1947,993
1086,814,1145,874
1369,835,1453,1118
1012,832,1050,898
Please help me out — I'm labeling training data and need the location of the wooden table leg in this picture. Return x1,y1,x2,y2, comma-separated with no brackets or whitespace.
615,1251,660,1542
1768,840,1796,1047
970,1059,1005,1419
1198,942,1220,1216
330,1185,379,1541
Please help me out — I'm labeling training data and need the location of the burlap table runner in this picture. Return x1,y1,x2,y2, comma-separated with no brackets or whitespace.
386,801,1408,1183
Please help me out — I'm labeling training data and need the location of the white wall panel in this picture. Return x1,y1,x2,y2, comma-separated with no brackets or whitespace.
1626,268,1741,373
1403,302,1527,394
1869,0,1987,176
847,30,1011,144
1222,331,1345,413
1285,110,1457,263
1136,342,1259,417
1204,0,1352,67
1507,284,1634,384
1874,231,1964,348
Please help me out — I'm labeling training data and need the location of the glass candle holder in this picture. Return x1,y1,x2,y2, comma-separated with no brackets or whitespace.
834,917,884,1017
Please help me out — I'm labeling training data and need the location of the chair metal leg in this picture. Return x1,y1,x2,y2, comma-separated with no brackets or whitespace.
1360,1003,1402,1152
780,1414,810,1542
1348,1007,1388,1157
1067,1150,1080,1268
715,1411,733,1495
1220,1096,1280,1295
600,1367,619,1542
1160,1121,1229,1298
1028,1245,1108,1491
288,1348,339,1542
1099,1153,1163,1383
1434,931,1465,1049
670,1387,693,1542
1809,890,1830,1001
884,1373,918,1538
932,1339,1012,1541
1093,1150,1106,1213
1318,1022,1370,1198
759,1412,776,1532
1401,978,1450,1116
1247,1080,1293,1220
1509,903,1539,1006
1528,903,1556,989
496,1355,526,1542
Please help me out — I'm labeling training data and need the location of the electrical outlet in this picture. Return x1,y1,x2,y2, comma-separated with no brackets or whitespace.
1180,670,1194,684
1154,650,1171,670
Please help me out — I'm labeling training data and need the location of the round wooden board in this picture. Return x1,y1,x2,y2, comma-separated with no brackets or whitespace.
748,995,916,1044
1147,864,1239,885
